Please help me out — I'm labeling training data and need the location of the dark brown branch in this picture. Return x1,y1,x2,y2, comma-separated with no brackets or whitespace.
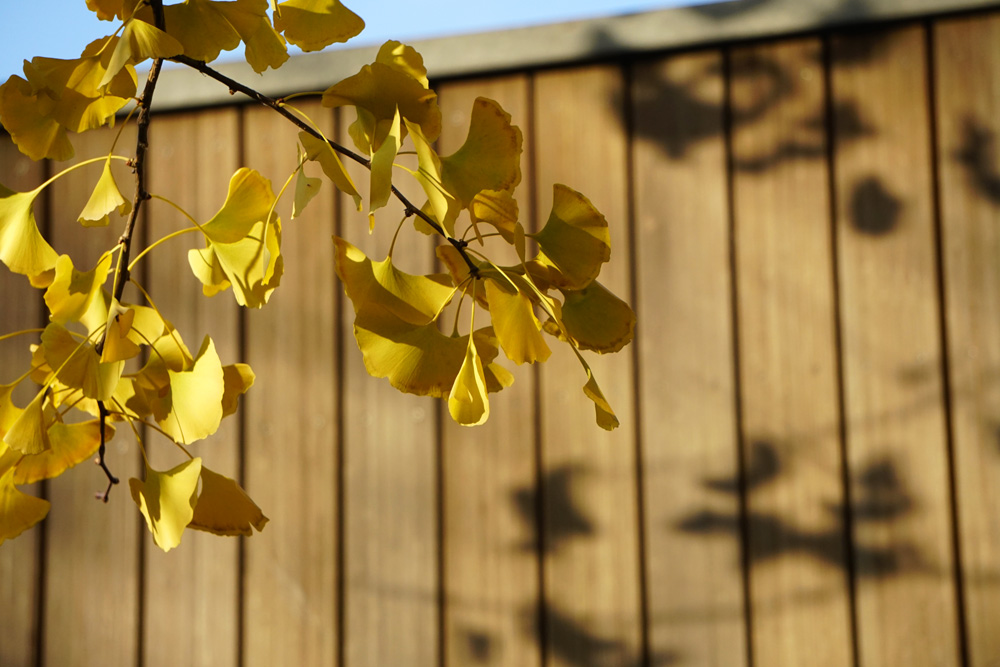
94,0,167,495
170,55,480,277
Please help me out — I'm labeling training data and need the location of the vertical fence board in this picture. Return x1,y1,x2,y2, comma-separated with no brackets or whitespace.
143,107,242,667
532,64,642,667
338,109,440,667
831,25,961,667
934,12,1000,667
41,126,142,667
0,135,45,667
437,76,543,667
631,51,749,667
729,38,854,667
242,102,339,666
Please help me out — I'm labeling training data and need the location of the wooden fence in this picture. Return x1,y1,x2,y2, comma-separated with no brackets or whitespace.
3,5,1000,666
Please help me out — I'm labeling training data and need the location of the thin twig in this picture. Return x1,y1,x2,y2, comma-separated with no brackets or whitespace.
94,0,168,496
170,54,480,276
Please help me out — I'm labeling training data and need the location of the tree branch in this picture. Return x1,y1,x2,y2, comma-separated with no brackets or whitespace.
171,55,480,276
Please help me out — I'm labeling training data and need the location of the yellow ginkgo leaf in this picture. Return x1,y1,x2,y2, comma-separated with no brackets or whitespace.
376,40,429,87
440,97,522,209
0,384,20,441
334,236,454,325
100,299,141,363
322,57,441,148
292,167,321,219
202,168,277,243
100,18,184,88
40,323,123,401
274,0,364,52
0,468,49,546
44,254,113,325
368,106,401,220
159,0,242,63
188,466,268,536
0,183,60,279
484,278,551,365
471,190,519,244
299,131,361,210
406,119,459,236
130,458,202,552
78,157,131,226
13,420,113,485
555,281,636,354
0,75,73,161
212,0,289,73
3,389,54,456
221,363,254,417
575,352,619,431
157,336,225,445
448,334,490,426
530,184,611,291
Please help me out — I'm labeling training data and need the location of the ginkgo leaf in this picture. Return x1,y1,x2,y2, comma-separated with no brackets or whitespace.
156,336,225,445
3,389,54,455
0,183,60,279
484,278,551,365
130,458,202,552
85,0,139,21
24,38,137,133
13,420,112,484
0,384,20,441
202,168,277,243
0,468,49,546
274,0,364,52
440,98,522,209
212,0,289,73
188,466,267,536
0,75,73,161
553,281,636,354
471,190,519,244
448,334,490,426
368,106,401,220
322,55,441,148
101,19,184,88
334,236,454,325
292,167,321,219
354,303,508,398
406,119,459,236
299,131,361,210
221,363,254,417
44,254,113,325
100,299,142,363
40,323,123,401
530,184,611,291
78,157,131,226
375,40,429,87
158,0,243,63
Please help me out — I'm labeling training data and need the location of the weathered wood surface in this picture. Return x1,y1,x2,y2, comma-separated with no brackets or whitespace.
3,10,1000,667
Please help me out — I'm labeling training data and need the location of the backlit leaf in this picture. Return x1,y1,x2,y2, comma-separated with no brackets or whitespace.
577,353,619,431
484,278,550,365
0,75,73,161
375,40,429,88
440,98,522,209
3,389,54,455
79,157,131,226
101,19,184,88
130,458,202,552
530,184,611,290
0,183,60,279
13,420,113,484
274,0,364,52
292,167,321,219
556,281,635,354
202,168,277,244
100,299,141,363
189,466,268,536
157,336,225,445
0,468,49,546
44,254,113,325
368,106,401,220
448,334,490,426
40,323,123,401
221,363,254,417
299,131,361,210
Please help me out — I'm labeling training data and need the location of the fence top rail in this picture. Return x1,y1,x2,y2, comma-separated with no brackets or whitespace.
144,0,1000,110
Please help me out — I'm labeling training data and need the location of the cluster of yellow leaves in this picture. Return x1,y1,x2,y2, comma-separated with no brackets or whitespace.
0,0,636,551
0,0,365,160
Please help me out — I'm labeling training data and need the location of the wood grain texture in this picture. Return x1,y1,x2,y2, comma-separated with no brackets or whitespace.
831,24,961,667
933,13,1000,667
143,107,242,667
338,106,440,667
241,101,339,666
41,125,142,667
532,64,642,667
729,38,854,667
631,51,749,667
0,134,45,667
437,75,543,667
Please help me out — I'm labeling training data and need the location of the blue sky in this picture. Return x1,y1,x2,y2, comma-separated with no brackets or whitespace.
1,0,714,80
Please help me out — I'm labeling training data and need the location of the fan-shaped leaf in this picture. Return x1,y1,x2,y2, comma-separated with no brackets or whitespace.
0,468,49,546
130,458,202,552
189,466,268,536
274,0,364,52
